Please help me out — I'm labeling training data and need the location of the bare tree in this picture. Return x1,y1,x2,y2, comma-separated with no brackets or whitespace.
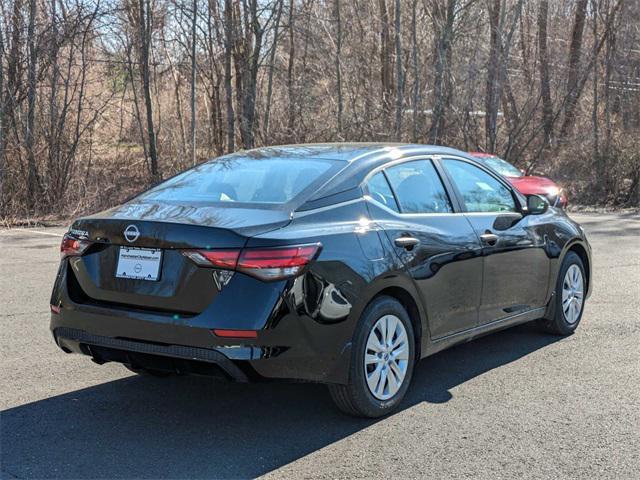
379,0,393,118
263,0,284,140
537,0,553,145
428,0,456,144
223,0,235,152
410,0,420,142
485,0,501,152
2,0,640,220
190,0,198,165
335,0,344,136
394,0,403,138
129,0,160,180
560,0,588,139
25,0,40,205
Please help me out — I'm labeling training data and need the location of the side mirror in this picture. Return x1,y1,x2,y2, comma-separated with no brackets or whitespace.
526,194,549,215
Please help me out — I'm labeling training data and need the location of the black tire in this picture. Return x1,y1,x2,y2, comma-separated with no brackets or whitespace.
538,251,586,335
328,296,416,418
124,365,173,377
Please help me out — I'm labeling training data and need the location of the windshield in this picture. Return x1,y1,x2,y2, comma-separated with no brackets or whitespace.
138,156,339,206
479,156,523,177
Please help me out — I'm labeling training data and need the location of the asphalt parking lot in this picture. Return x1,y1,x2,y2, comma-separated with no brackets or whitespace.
1,212,639,479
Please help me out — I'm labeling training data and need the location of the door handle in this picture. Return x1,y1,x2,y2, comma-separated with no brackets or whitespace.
394,236,420,250
480,232,499,246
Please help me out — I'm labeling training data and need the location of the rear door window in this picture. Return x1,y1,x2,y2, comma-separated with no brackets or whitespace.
384,160,453,214
138,157,339,206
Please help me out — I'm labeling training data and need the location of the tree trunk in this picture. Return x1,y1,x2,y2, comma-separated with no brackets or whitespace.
162,36,188,161
335,0,343,136
48,0,60,189
2,0,23,194
138,0,159,180
190,0,198,165
0,22,5,208
242,0,264,148
394,0,403,139
378,0,393,118
537,0,553,146
429,0,455,145
410,0,419,142
286,0,296,138
560,0,588,138
25,0,40,205
223,0,235,152
591,0,599,167
485,0,501,153
263,0,284,140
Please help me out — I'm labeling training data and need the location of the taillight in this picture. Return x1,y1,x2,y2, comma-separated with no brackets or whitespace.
237,245,320,280
60,233,92,260
182,249,240,268
182,243,321,281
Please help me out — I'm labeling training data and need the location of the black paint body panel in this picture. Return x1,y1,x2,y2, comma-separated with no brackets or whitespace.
50,143,592,384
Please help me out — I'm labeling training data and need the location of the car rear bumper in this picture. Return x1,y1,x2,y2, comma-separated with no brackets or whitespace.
50,306,353,384
50,263,355,384
53,326,253,381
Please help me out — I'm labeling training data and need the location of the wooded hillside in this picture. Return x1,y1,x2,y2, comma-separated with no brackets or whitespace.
1,0,639,221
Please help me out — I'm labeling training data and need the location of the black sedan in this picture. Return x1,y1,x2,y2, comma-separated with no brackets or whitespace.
50,144,592,417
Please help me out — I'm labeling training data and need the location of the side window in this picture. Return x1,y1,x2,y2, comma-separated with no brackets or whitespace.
443,159,516,213
366,172,399,212
385,160,453,214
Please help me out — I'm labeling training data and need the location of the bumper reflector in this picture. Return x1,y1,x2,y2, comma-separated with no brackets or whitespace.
50,304,61,314
212,329,258,339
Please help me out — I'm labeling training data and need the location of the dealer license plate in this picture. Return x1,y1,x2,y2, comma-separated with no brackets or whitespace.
115,247,162,281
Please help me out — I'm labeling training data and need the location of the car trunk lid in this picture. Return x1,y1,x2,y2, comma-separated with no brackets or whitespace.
66,202,291,314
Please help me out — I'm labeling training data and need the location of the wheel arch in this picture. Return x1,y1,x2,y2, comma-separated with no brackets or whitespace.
542,238,592,323
563,240,591,298
372,286,423,361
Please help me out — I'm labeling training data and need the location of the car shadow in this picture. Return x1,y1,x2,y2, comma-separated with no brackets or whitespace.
1,323,561,479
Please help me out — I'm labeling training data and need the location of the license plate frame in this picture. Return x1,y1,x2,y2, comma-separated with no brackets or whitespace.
115,246,162,281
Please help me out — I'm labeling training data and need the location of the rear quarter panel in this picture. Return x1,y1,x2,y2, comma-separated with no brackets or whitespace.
246,198,424,383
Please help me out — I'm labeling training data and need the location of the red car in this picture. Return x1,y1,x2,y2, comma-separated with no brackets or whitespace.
468,152,567,208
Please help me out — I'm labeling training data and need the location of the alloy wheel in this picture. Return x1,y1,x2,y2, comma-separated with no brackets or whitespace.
364,314,409,400
562,264,584,324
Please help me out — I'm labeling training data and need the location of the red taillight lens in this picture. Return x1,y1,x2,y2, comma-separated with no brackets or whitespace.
237,244,321,281
182,243,321,281
182,249,240,268
60,233,92,260
238,246,319,269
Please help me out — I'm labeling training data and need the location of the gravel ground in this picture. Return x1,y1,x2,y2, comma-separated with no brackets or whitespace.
1,212,638,479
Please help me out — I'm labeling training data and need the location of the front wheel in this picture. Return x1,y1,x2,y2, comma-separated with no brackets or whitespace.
538,251,586,335
329,296,416,418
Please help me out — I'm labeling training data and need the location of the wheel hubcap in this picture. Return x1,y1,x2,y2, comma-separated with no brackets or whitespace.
364,314,409,400
562,264,584,324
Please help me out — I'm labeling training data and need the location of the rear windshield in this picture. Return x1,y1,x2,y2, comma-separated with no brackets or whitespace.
138,156,340,206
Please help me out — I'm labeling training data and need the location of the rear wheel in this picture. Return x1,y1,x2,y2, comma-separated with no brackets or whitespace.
329,296,415,418
538,251,586,335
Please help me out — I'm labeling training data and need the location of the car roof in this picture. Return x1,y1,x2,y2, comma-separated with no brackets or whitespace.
467,151,499,159
235,143,479,209
230,143,478,163
216,143,491,210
